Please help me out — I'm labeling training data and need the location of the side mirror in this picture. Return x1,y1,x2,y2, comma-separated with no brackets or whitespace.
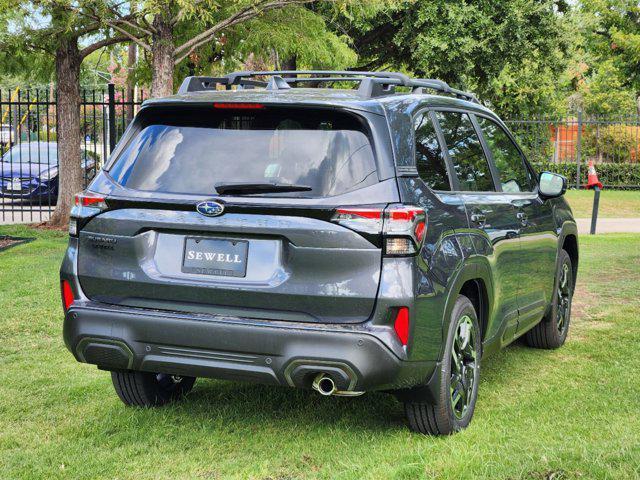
539,171,566,198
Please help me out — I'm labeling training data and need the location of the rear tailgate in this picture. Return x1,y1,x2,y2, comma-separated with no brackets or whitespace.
76,103,398,324
77,201,384,324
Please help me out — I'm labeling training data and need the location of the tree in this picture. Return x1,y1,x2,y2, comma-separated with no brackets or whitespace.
576,0,640,113
0,2,127,226
77,0,341,97
337,0,570,116
124,2,390,89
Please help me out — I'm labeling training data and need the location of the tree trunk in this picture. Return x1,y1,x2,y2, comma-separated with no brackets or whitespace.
126,41,137,122
281,55,297,71
151,15,175,98
48,37,82,227
126,0,138,121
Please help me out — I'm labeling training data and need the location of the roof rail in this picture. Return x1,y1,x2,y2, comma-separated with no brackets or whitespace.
177,71,479,103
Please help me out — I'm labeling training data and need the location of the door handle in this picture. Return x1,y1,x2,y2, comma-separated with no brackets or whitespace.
471,213,486,225
516,211,528,225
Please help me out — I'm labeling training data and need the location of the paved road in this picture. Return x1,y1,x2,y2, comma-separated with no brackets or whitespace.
0,198,52,225
576,218,640,234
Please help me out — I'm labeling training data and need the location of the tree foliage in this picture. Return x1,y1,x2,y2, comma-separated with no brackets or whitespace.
570,0,640,114
340,0,569,116
67,0,364,96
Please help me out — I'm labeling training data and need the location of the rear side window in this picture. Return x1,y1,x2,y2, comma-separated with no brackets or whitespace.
476,116,535,193
435,112,495,192
108,107,378,197
414,113,451,191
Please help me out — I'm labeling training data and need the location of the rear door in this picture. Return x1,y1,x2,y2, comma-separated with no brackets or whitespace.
433,110,522,342
77,105,398,324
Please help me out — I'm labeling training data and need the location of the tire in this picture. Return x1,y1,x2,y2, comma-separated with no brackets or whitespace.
404,295,481,435
525,249,573,349
111,371,196,407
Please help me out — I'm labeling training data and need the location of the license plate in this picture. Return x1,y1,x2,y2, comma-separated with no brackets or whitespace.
7,180,23,191
182,237,248,277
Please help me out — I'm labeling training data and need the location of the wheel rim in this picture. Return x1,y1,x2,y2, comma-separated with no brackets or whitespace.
556,262,572,334
450,315,478,420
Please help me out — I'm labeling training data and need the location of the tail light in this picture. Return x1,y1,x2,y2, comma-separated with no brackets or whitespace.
393,307,410,345
70,191,108,237
383,206,426,255
74,191,106,208
61,280,75,312
332,205,426,256
332,208,383,234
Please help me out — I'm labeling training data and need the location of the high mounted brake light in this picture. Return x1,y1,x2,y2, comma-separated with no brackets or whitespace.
331,205,427,256
213,103,265,109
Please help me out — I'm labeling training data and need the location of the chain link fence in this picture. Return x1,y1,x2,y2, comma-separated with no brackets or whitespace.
0,85,145,224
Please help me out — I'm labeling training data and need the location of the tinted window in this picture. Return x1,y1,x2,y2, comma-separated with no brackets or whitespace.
477,117,534,192
414,113,451,190
109,108,378,198
435,112,495,192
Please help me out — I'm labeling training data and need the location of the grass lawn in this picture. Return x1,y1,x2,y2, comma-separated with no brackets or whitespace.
564,189,640,218
1,225,639,479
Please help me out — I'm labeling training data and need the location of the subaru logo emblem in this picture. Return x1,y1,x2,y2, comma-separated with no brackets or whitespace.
196,201,224,217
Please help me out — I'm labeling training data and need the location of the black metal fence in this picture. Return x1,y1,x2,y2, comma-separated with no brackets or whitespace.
2,95,639,224
505,113,640,190
0,85,145,224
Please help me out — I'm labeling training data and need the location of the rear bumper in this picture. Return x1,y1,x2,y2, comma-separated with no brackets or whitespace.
63,302,435,393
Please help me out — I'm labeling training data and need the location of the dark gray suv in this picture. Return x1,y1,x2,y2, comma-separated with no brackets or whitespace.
61,71,578,435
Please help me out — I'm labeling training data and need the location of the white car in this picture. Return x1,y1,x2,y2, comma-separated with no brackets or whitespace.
0,125,14,145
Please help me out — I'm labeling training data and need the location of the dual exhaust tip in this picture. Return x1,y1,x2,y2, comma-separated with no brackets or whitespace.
311,373,364,397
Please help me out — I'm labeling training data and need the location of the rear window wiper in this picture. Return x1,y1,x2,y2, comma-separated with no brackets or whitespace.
214,182,312,195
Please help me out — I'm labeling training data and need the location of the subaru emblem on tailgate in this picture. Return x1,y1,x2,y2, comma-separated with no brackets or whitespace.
196,201,224,217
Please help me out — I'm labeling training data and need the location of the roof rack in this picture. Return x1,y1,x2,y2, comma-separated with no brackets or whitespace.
177,71,479,103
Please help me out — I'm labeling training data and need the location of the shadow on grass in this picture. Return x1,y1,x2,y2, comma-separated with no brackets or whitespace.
89,340,545,438
174,380,407,432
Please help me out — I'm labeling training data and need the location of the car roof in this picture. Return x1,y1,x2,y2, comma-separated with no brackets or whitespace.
10,142,58,148
143,88,496,117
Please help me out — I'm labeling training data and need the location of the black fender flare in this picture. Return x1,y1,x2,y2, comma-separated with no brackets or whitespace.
556,220,578,258
437,257,494,362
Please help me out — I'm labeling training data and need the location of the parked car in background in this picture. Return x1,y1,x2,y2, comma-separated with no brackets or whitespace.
0,124,15,147
0,142,98,204
61,71,578,435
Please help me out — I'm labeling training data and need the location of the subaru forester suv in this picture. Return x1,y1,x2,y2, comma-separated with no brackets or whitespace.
61,71,578,435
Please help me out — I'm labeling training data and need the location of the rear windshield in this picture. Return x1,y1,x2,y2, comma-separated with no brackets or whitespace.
108,106,378,197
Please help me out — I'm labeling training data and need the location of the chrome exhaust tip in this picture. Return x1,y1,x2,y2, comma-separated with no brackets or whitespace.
312,373,337,396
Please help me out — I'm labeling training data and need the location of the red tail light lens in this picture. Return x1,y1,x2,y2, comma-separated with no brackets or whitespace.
384,206,427,255
332,208,384,234
74,191,106,208
61,280,75,312
335,208,383,220
213,103,265,109
393,307,410,345
332,205,426,255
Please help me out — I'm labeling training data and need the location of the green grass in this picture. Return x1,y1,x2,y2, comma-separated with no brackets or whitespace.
1,226,639,479
564,189,640,218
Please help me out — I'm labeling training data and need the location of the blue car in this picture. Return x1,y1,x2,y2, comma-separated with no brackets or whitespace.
0,142,97,204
